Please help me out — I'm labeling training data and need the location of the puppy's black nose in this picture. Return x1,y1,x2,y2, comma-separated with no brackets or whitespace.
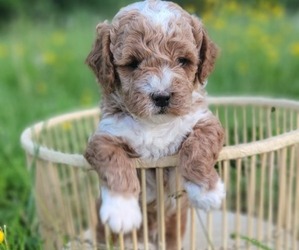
151,93,170,108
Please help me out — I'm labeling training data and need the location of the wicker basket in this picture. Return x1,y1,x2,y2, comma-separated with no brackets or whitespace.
21,96,299,250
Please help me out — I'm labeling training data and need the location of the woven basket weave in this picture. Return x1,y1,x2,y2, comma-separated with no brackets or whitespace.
21,96,299,250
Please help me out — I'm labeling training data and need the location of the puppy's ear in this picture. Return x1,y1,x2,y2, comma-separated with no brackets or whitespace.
191,16,218,85
86,22,115,94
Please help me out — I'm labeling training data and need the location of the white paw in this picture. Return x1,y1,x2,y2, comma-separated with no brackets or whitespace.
184,179,226,211
100,187,142,234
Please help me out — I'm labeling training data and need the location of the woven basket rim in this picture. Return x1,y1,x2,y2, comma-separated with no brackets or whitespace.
20,96,299,168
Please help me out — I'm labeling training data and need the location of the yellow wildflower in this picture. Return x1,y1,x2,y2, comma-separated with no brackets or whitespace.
255,12,269,23
266,47,279,64
80,91,93,107
0,43,8,58
289,43,299,57
42,51,57,65
212,19,226,30
226,1,239,13
0,229,4,244
202,11,213,23
62,121,72,131
271,5,285,18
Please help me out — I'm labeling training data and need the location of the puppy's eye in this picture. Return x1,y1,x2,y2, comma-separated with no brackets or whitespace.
177,57,190,67
127,59,141,70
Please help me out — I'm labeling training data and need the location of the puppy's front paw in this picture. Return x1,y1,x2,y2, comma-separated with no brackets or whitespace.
184,179,226,211
100,187,142,234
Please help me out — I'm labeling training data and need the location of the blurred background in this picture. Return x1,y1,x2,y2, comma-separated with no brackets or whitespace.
0,0,298,248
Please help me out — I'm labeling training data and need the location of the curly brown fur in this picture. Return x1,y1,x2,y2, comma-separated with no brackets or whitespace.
179,114,225,190
84,0,224,248
85,134,140,196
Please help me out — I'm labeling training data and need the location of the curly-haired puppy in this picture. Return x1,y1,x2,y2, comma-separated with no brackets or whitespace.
85,0,225,248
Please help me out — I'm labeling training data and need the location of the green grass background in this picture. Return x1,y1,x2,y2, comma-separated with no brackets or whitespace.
0,1,299,249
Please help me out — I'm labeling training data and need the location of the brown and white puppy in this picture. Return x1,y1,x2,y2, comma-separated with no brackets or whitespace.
85,0,225,247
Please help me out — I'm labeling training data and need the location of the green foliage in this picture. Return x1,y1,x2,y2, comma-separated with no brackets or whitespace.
0,12,98,249
0,0,136,24
202,2,299,97
0,0,24,18
1,0,299,25
231,233,272,249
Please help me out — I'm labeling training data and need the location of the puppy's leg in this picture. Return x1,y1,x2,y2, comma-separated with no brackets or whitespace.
165,205,188,250
143,204,187,250
179,114,226,210
85,134,142,233
96,196,151,249
95,197,119,245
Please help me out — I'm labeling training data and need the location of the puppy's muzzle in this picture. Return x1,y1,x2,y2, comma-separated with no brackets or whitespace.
151,93,170,108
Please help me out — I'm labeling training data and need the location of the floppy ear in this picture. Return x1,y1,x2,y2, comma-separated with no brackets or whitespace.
86,22,116,94
191,16,218,85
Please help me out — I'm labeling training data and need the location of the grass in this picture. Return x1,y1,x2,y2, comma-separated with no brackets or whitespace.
203,2,299,97
0,2,298,249
0,11,100,249
230,233,272,250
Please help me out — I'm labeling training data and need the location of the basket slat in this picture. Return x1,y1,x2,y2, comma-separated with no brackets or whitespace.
20,97,299,250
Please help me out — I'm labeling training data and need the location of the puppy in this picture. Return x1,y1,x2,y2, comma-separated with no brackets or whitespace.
84,0,225,248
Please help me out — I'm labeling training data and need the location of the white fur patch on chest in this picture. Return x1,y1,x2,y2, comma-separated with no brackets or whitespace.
97,108,209,160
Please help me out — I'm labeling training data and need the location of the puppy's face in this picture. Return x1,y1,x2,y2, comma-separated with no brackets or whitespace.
87,1,218,120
